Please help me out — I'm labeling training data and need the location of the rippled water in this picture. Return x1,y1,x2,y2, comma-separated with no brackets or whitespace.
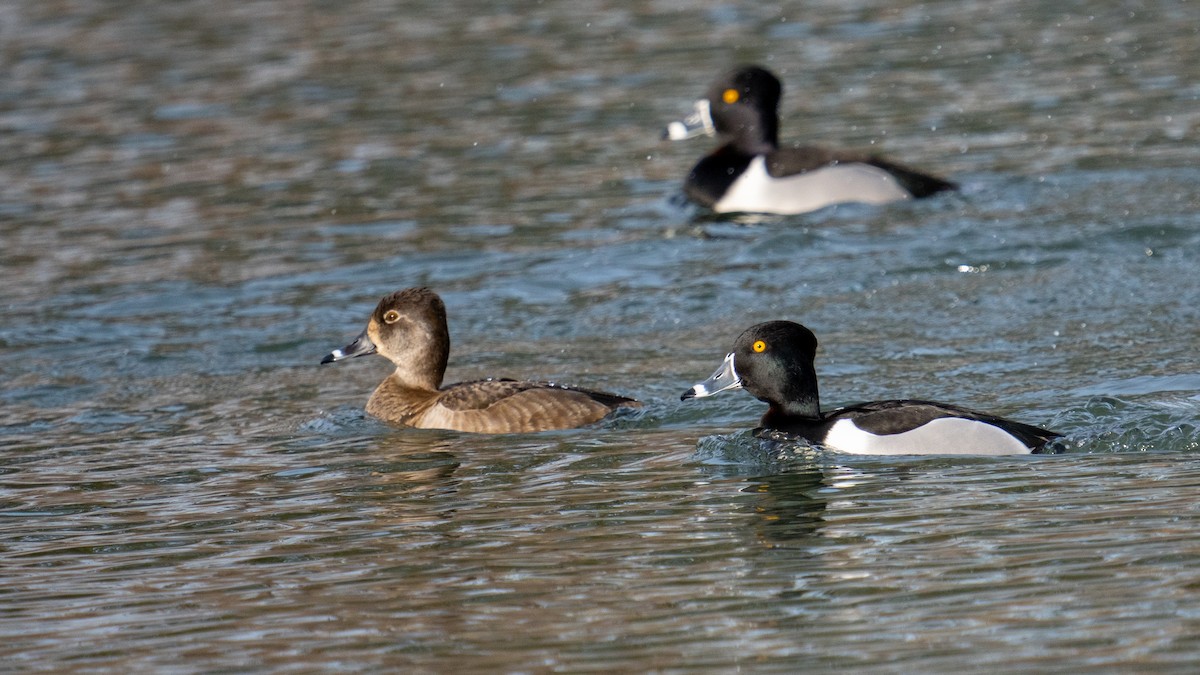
4,0,1200,671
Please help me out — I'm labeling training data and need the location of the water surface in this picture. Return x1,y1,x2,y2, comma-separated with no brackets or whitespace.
4,0,1200,671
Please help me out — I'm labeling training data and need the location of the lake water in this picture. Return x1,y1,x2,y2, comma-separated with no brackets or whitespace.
4,0,1200,671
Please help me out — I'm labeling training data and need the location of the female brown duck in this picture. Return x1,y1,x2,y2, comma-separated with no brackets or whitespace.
321,287,639,433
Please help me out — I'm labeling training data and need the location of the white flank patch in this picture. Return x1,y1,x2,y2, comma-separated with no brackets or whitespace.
713,157,911,215
823,417,1032,456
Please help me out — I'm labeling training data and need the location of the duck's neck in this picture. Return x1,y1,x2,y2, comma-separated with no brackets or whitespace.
385,368,440,393
367,377,438,425
760,116,779,150
723,107,778,156
771,364,822,421
731,128,777,156
387,325,449,393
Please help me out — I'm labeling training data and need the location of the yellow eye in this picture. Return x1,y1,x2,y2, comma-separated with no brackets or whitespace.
383,310,400,324
753,340,767,353
722,88,740,104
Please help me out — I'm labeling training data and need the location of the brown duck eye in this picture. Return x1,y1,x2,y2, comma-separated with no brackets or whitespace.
383,310,400,324
753,340,767,353
722,88,740,104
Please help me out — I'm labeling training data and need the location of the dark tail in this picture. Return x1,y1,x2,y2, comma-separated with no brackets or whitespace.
868,157,958,198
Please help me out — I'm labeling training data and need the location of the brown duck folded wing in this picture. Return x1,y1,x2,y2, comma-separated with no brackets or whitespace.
420,379,638,433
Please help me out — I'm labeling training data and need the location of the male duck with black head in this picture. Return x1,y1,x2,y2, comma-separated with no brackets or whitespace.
682,321,1061,455
664,65,956,215
322,288,640,433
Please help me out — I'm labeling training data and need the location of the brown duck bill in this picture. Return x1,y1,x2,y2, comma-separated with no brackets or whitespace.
681,352,743,401
320,329,377,364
